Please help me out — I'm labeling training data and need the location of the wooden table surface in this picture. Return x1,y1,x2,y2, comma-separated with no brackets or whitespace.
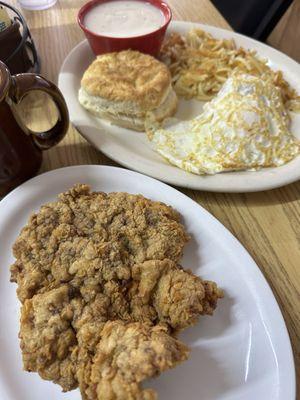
10,0,300,395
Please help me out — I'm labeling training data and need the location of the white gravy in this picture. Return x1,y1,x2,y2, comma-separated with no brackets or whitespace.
84,0,165,38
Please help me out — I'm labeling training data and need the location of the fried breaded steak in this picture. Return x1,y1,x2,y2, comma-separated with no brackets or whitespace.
11,184,223,399
11,184,189,303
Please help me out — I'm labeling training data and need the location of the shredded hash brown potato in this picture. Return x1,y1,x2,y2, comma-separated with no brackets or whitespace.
160,29,300,112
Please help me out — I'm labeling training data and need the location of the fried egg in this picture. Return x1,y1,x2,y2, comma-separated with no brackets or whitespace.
147,73,300,174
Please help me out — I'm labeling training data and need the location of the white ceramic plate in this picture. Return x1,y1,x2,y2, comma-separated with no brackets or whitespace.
0,165,295,400
58,21,300,192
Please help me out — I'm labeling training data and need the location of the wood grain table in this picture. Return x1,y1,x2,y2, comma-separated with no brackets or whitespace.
10,0,300,396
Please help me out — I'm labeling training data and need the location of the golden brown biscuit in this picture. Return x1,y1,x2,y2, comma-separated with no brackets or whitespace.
81,50,171,110
78,50,178,131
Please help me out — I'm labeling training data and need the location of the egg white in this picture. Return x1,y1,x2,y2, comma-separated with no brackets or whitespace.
148,73,300,175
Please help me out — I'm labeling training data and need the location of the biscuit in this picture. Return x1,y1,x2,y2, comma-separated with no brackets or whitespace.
79,50,178,131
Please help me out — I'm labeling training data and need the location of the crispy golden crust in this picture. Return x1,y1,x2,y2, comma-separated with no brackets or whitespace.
130,259,223,331
11,184,189,303
81,51,172,111
11,184,223,399
79,321,189,400
20,286,78,391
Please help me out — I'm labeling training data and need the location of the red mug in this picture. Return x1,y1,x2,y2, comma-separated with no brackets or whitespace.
0,61,69,197
78,0,172,57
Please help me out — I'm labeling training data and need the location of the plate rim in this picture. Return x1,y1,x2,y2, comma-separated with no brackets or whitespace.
0,164,296,399
58,20,300,192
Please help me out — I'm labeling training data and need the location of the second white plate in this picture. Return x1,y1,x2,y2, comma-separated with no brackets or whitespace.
0,165,295,400
58,21,300,192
